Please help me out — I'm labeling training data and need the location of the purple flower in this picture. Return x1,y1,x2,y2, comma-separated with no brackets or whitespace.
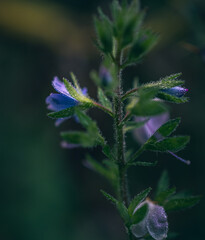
134,112,190,165
46,76,87,126
160,86,188,98
131,200,168,240
99,66,112,86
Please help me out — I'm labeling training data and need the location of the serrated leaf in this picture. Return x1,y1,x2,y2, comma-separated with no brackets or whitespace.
98,88,112,110
164,196,201,212
155,187,176,205
155,170,169,198
131,203,148,224
147,136,190,152
61,131,100,147
131,100,167,117
100,190,118,204
128,188,152,216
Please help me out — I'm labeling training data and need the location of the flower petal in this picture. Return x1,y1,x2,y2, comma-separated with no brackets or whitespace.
52,76,76,100
134,113,169,144
46,93,78,112
147,202,168,240
161,87,188,98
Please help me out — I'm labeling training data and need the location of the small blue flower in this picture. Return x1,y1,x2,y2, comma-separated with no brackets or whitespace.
134,112,190,165
46,76,87,126
131,200,168,240
99,66,112,86
160,86,188,98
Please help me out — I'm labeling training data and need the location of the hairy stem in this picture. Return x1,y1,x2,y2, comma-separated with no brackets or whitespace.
113,48,130,208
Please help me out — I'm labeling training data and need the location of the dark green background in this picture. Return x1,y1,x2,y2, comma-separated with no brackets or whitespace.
0,0,204,239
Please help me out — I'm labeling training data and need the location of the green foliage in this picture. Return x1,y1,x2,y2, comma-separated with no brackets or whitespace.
61,131,99,147
164,196,201,212
63,78,93,104
61,110,105,148
131,203,148,224
130,100,167,117
94,10,113,54
97,87,112,111
48,106,76,119
142,73,184,89
157,91,189,104
146,136,190,152
100,190,118,204
155,170,170,198
124,119,148,132
156,118,181,138
155,187,176,205
128,187,152,216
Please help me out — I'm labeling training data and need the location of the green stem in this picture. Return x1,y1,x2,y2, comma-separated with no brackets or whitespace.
113,47,130,208
127,227,134,240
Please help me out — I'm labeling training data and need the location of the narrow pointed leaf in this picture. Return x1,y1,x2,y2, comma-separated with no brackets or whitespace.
147,136,190,152
155,187,176,205
100,190,118,204
164,196,202,212
128,188,152,216
48,106,76,119
98,88,112,110
131,203,148,224
155,170,169,198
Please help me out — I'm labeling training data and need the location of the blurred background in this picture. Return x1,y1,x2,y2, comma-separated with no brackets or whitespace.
1,0,205,239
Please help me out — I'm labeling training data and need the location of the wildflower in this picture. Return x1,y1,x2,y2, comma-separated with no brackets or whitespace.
134,112,190,165
160,86,188,98
131,200,168,240
99,66,112,86
46,76,87,126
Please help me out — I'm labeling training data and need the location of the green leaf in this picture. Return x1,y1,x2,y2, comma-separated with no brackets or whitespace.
70,72,82,93
98,88,112,110
128,187,152,216
63,78,92,104
124,120,148,132
143,73,184,90
131,203,148,224
147,136,190,152
100,190,118,204
155,170,169,198
61,131,100,148
75,109,105,145
116,202,130,225
129,161,157,167
102,145,116,162
131,100,167,117
164,196,201,212
127,30,158,65
157,92,189,104
94,13,113,54
48,106,76,119
155,187,176,205
157,118,181,137
86,155,111,180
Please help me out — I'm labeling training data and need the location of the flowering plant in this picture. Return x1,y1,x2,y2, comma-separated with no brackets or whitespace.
46,1,200,239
